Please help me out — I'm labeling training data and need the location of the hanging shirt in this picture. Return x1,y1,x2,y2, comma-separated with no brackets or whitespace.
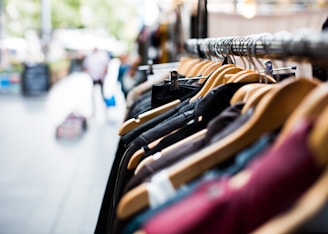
82,49,110,81
142,120,323,234
122,102,246,194
96,82,248,234
122,132,276,234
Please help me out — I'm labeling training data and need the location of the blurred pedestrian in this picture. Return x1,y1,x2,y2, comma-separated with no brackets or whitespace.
83,47,110,97
82,47,110,115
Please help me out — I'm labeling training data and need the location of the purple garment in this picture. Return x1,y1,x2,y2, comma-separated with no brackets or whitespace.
143,120,323,234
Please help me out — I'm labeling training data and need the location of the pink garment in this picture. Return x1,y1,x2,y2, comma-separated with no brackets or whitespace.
142,120,322,234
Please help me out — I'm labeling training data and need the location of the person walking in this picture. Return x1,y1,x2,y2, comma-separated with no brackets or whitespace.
82,47,110,116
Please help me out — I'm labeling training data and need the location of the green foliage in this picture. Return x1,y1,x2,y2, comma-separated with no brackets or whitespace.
3,0,138,41
4,0,41,37
51,0,82,29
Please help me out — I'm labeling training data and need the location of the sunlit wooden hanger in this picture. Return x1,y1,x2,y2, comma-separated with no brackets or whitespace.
204,66,244,93
119,39,236,136
128,84,276,181
119,35,265,136
188,63,235,102
230,83,266,105
185,59,212,77
241,84,277,113
126,70,257,170
117,77,319,219
127,63,241,169
127,64,241,169
309,103,328,168
127,65,276,170
127,37,279,167
228,71,276,83
177,57,201,76
273,79,324,148
194,60,215,76
200,61,223,79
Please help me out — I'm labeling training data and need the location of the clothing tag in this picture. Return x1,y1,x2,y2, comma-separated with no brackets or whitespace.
147,170,176,208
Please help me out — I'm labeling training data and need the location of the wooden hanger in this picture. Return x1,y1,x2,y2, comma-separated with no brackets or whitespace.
196,61,217,77
274,79,328,167
118,99,181,136
241,84,277,114
127,139,163,170
185,59,212,77
127,64,244,169
130,129,208,171
116,77,318,219
118,58,221,136
230,83,265,105
273,78,324,148
253,83,328,234
309,104,328,167
134,156,155,175
178,58,202,76
127,69,277,171
175,57,194,75
189,64,235,102
199,62,223,83
128,69,275,171
224,69,253,84
227,71,276,83
203,66,244,96
228,70,277,107
127,128,181,170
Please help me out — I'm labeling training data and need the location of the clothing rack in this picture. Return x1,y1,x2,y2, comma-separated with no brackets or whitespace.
184,31,328,65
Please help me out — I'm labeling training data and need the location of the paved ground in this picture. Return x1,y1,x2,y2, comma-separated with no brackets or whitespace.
0,72,126,234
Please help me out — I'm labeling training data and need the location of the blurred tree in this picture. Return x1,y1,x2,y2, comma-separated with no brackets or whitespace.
4,0,40,37
51,0,82,29
3,0,138,42
80,0,138,41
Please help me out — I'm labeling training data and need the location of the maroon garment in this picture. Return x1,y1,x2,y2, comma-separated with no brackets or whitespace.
142,120,323,234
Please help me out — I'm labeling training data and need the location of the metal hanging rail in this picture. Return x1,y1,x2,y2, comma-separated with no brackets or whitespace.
184,31,328,65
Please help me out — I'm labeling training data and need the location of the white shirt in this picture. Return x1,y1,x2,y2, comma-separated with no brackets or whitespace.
83,50,110,81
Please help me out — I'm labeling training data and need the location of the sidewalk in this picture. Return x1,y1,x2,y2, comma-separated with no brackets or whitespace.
0,71,126,233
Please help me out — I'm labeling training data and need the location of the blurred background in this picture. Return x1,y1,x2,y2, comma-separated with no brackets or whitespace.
0,0,327,234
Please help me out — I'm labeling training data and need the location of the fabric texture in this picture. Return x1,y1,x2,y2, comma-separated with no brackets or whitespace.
142,120,323,234
109,82,248,233
122,102,245,193
123,132,276,234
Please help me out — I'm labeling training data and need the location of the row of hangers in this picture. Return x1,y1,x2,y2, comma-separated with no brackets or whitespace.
118,33,284,136
116,31,328,233
120,30,328,137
